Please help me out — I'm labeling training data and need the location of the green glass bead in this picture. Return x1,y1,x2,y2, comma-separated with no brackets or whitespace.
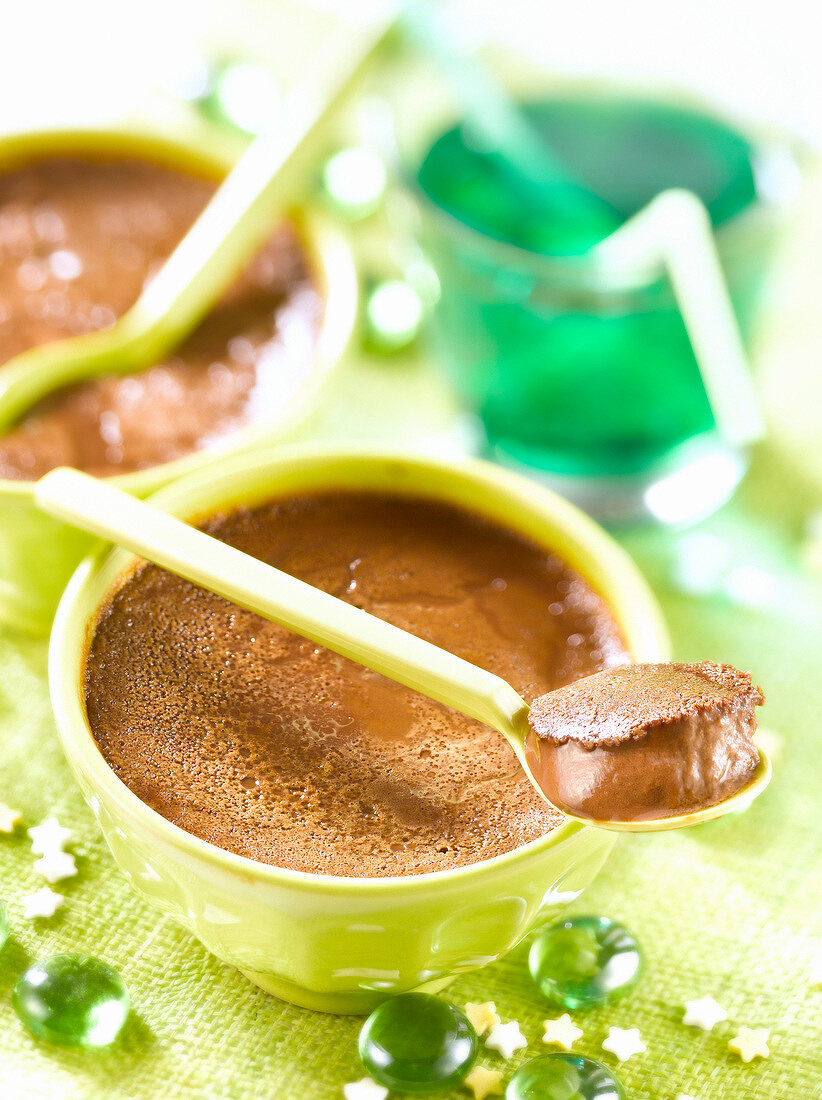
322,147,387,221
194,59,281,136
528,916,642,1010
506,1054,626,1100
358,992,477,1093
13,954,130,1047
363,280,424,353
0,900,9,951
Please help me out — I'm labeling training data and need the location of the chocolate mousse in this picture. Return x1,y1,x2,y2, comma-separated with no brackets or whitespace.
525,661,763,822
0,156,320,480
84,492,631,877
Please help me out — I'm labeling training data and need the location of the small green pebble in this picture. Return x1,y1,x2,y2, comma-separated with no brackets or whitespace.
506,1053,626,1100
528,916,642,1010
13,954,130,1047
358,992,477,1093
0,900,9,951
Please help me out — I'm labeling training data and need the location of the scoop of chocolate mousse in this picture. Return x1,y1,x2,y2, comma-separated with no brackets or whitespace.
524,661,763,823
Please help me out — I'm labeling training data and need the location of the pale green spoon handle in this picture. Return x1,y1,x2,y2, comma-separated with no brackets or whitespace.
131,23,392,348
36,467,529,742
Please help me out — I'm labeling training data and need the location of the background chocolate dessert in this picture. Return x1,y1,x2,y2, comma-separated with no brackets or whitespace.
0,156,320,480
84,493,631,876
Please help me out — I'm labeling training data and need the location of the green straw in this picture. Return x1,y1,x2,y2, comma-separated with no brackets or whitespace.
401,0,618,230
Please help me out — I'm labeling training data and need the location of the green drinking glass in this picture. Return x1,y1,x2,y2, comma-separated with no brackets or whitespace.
391,75,803,523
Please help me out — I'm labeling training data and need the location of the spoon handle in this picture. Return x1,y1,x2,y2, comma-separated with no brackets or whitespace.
131,16,394,354
36,468,528,740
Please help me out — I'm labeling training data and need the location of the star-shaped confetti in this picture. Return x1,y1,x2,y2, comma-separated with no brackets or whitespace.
33,849,77,883
485,1020,527,1060
20,886,64,919
0,802,22,833
465,1001,501,1037
28,817,72,855
463,1065,504,1099
342,1077,388,1100
728,1027,770,1062
682,996,728,1031
601,1026,646,1062
541,1013,583,1051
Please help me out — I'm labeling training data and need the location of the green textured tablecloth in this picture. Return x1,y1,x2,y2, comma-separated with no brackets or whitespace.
1,339,821,1099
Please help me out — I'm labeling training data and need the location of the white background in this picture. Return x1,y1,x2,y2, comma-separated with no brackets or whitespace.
0,0,819,145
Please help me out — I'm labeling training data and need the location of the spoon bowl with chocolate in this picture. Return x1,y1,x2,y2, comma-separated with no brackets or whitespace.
37,466,771,834
525,661,771,830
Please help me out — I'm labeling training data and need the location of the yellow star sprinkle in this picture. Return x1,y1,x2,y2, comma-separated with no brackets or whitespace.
463,1065,504,1100
728,1027,770,1062
0,802,21,833
542,1013,583,1050
465,1001,501,1037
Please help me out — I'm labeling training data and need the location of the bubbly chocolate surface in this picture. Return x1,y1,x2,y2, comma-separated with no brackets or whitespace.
526,661,763,822
0,156,320,480
84,493,630,877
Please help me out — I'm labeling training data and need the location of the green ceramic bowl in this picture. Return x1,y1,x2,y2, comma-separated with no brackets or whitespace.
49,445,669,1015
0,127,358,635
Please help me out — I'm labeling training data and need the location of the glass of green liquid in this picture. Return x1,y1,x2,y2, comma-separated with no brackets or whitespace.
393,82,801,522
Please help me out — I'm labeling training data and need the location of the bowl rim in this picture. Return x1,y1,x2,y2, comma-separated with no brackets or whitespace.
0,125,359,497
49,444,671,896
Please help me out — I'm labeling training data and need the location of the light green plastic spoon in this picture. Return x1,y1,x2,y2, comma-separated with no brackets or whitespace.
0,15,395,436
35,466,771,833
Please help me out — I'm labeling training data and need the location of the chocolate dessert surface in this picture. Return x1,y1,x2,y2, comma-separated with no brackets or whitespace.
526,661,763,822
0,156,320,480
84,492,630,877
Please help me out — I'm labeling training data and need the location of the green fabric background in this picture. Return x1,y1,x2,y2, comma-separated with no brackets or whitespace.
1,342,821,1099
